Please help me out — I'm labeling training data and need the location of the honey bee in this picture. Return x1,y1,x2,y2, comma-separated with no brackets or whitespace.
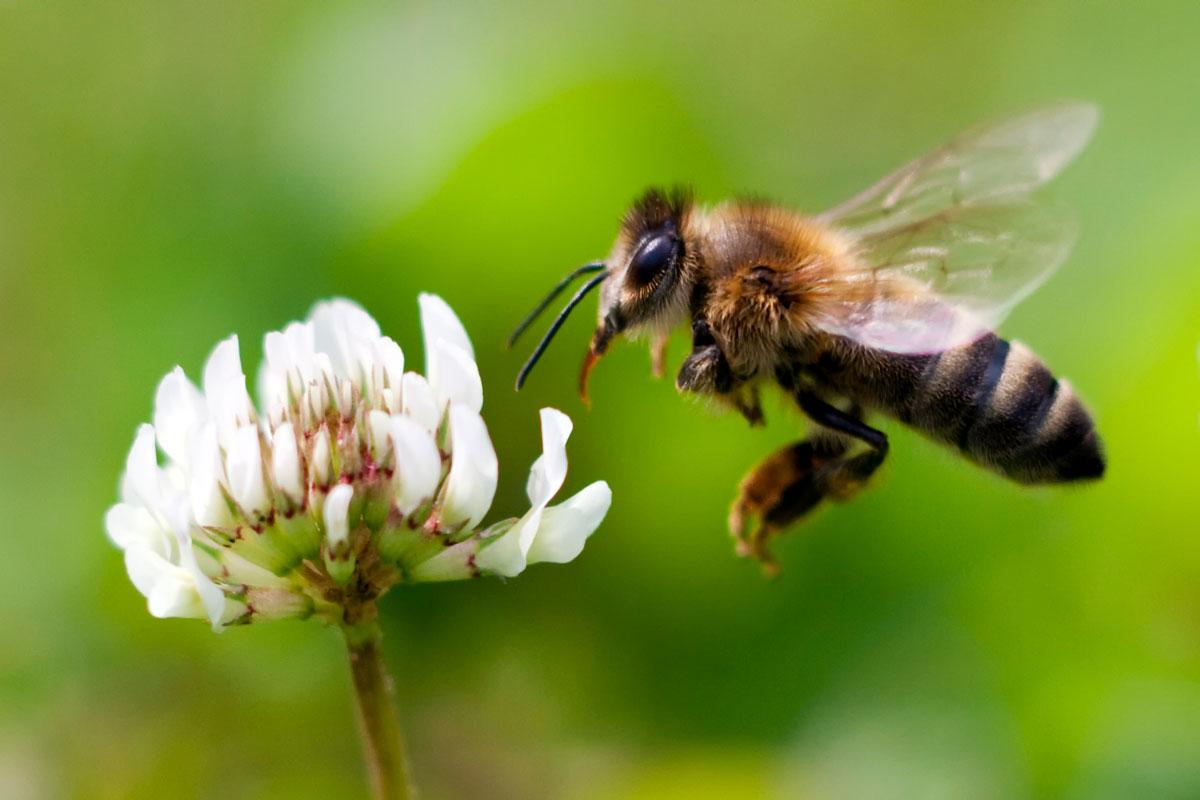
511,103,1105,571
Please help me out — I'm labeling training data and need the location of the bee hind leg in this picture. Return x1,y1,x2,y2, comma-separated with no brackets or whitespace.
795,392,889,501
729,438,844,575
730,394,888,573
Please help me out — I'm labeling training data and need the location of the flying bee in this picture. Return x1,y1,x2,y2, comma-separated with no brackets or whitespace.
511,103,1105,571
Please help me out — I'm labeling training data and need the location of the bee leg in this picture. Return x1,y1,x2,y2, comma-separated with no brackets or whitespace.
794,392,889,500
649,333,669,379
732,385,765,427
675,318,733,395
676,319,763,425
729,437,848,575
730,395,887,572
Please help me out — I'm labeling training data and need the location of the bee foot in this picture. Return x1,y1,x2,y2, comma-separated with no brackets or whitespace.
729,504,776,571
676,345,732,394
730,518,782,577
729,441,830,571
734,392,765,427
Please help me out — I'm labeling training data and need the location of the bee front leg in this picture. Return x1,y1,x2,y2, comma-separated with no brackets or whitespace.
675,318,733,395
732,385,765,427
677,320,765,426
649,333,670,379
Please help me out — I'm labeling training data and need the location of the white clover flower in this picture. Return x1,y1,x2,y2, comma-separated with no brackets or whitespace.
105,295,611,629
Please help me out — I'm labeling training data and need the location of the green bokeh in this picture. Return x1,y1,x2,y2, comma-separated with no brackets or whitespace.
1,2,1197,798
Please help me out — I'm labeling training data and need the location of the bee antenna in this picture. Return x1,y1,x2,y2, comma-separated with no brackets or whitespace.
507,262,607,349
515,270,609,391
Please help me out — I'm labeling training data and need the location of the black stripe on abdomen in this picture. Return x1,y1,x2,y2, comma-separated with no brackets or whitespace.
957,338,1010,450
963,340,1103,483
901,337,1103,484
903,333,1004,448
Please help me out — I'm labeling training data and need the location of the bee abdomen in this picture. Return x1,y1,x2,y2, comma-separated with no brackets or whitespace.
903,336,1104,484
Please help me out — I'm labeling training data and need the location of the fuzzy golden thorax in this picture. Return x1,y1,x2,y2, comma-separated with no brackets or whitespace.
690,201,857,380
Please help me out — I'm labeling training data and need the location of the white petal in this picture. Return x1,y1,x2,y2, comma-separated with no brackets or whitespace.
203,336,253,436
105,503,171,555
428,338,483,413
258,350,290,420
380,386,401,416
225,425,270,517
323,483,354,547
120,424,160,508
189,422,232,528
174,532,229,627
438,403,497,530
527,408,572,508
366,410,392,463
310,426,333,487
153,367,207,466
264,321,317,384
375,336,405,388
261,330,294,382
260,321,317,414
476,408,574,576
389,415,442,514
124,547,207,620
367,336,405,407
302,353,336,424
417,295,481,413
526,481,611,565
270,422,304,504
148,577,207,619
258,374,286,426
474,520,525,577
418,292,474,362
400,372,441,434
310,298,381,383
125,545,168,598
336,379,354,417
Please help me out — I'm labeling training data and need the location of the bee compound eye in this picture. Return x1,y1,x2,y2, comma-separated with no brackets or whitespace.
628,231,679,286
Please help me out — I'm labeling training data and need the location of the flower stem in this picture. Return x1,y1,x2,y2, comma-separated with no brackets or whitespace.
343,619,414,799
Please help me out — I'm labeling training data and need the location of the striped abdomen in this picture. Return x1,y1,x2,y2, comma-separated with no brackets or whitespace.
813,333,1104,484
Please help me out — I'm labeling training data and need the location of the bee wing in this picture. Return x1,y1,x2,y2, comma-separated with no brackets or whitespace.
817,102,1097,236
813,103,1096,354
816,200,1078,354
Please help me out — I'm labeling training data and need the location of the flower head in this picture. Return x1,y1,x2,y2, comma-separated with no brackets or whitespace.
106,295,611,628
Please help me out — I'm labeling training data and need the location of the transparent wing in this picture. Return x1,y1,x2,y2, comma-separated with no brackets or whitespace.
812,103,1096,354
816,201,1077,353
818,102,1097,236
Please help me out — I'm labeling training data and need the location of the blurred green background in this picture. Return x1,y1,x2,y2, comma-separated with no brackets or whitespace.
2,1,1198,798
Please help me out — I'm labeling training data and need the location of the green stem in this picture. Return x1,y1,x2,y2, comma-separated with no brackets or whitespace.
344,620,414,799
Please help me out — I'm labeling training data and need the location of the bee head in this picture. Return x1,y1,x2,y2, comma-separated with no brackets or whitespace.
582,187,696,398
511,187,696,402
595,187,695,346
